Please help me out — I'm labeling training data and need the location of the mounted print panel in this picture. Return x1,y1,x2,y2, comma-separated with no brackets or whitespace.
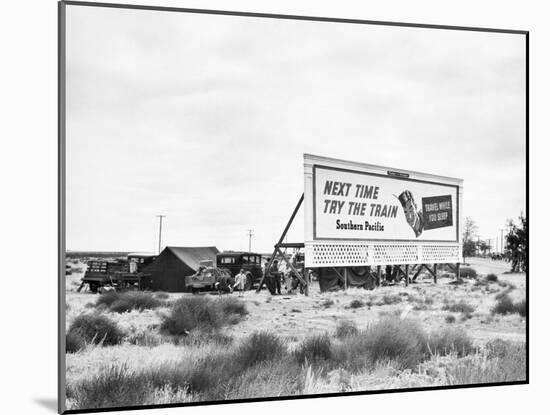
59,1,528,414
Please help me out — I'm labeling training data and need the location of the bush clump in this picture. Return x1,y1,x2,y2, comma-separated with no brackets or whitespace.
492,294,526,316
96,291,163,313
442,300,476,313
486,273,498,282
67,363,153,409
155,292,170,300
349,299,364,309
428,327,475,357
294,334,333,364
335,320,359,339
161,296,248,335
361,316,428,369
68,313,125,346
459,267,478,279
446,341,526,384
218,297,249,317
235,331,286,367
382,293,402,305
445,315,456,324
66,328,87,353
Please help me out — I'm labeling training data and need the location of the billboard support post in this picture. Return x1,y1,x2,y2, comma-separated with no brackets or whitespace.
256,194,308,295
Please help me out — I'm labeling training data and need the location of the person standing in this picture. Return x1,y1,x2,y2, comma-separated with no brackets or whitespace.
233,269,247,297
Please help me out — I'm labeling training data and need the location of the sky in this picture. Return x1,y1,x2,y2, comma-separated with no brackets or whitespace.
65,5,526,253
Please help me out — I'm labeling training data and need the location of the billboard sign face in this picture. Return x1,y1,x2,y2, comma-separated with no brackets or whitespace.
313,165,459,242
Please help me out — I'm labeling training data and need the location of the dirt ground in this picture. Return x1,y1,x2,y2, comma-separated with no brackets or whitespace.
65,257,526,347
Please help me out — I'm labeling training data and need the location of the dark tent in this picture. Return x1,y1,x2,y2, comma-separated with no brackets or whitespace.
144,246,219,292
318,267,377,292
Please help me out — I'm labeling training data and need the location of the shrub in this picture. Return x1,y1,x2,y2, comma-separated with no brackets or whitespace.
362,316,428,369
213,360,304,400
66,328,86,353
515,299,526,317
335,320,359,339
67,364,152,409
294,334,333,364
161,297,221,335
217,297,249,317
442,300,475,313
492,294,526,316
175,331,234,347
160,296,248,335
321,299,334,308
485,339,511,359
445,315,456,324
413,303,429,311
349,299,364,309
459,267,478,279
155,292,170,300
428,327,475,357
461,312,473,321
95,291,163,313
491,293,515,315
495,288,513,301
382,294,402,305
109,292,163,313
95,291,119,309
235,331,286,367
68,313,124,346
446,341,526,384
486,273,498,282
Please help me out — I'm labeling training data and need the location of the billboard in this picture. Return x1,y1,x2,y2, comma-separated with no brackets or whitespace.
307,157,461,243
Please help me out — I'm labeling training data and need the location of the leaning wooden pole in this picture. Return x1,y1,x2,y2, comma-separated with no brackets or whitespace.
256,194,304,293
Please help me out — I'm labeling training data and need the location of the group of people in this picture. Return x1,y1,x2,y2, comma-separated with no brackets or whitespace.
214,256,306,297
214,268,249,296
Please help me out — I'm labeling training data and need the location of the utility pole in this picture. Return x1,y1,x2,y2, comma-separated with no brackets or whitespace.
247,229,254,252
499,228,505,254
157,215,166,254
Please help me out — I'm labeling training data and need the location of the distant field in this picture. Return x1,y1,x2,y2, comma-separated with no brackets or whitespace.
66,251,129,259
64,257,526,410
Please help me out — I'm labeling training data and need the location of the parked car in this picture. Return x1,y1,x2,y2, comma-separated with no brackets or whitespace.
216,251,263,290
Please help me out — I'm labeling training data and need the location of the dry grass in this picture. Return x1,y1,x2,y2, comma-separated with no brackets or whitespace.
65,258,526,410
442,300,476,314
96,291,164,313
492,294,526,317
335,320,359,339
294,334,333,364
160,296,248,335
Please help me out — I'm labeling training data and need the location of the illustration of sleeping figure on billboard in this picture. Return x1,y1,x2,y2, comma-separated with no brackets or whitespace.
398,191,453,238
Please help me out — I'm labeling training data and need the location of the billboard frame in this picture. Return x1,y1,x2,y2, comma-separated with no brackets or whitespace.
304,153,464,269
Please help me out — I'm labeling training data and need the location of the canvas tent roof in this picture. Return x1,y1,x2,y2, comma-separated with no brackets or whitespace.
165,246,220,271
144,246,220,292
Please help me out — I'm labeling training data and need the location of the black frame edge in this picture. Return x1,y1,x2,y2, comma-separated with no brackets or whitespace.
62,0,528,35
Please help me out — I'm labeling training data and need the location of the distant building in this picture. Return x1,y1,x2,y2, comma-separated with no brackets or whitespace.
144,246,219,292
